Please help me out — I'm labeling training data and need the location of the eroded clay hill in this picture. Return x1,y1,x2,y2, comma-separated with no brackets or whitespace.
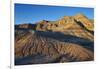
35,14,94,41
15,13,93,41
15,30,94,65
15,13,94,65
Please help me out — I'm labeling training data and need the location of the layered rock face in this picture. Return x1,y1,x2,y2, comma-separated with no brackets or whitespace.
15,13,94,65
74,13,94,31
15,13,94,41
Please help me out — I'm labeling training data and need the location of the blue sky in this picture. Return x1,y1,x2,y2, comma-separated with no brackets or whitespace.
15,3,94,24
